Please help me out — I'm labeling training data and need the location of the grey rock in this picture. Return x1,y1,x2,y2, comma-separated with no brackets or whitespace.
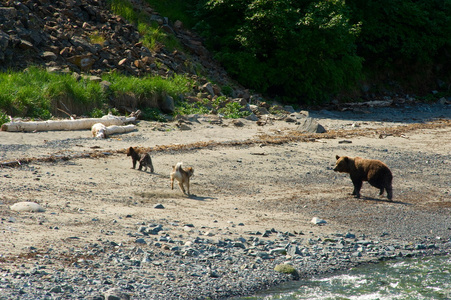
311,217,327,225
41,51,57,60
10,202,45,212
296,117,326,133
104,288,130,300
287,245,302,256
160,94,175,113
345,233,356,239
201,83,215,96
19,39,34,50
245,113,259,121
284,105,296,113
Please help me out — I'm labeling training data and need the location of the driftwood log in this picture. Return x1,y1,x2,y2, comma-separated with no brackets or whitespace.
91,123,136,138
1,115,136,132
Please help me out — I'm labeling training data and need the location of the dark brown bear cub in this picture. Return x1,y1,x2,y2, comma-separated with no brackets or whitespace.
334,155,393,200
127,147,154,173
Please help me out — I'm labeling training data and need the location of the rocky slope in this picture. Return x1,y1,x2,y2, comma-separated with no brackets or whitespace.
0,0,239,94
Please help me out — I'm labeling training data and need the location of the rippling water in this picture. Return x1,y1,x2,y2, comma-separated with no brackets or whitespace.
242,255,451,300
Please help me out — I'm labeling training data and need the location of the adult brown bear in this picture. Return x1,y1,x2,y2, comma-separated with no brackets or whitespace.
333,155,393,200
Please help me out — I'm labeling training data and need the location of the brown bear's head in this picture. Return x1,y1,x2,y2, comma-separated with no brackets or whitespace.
333,155,351,173
126,146,135,156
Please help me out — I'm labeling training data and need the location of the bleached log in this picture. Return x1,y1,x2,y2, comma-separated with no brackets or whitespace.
104,124,136,136
1,115,136,132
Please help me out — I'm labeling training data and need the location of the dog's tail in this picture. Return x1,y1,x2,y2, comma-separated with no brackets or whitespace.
175,162,183,172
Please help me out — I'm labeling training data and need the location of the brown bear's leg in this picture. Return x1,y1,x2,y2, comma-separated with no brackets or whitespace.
351,177,362,198
149,158,154,173
386,186,393,201
132,159,137,169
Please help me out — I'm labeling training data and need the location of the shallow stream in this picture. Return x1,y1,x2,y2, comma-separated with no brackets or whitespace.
241,255,451,300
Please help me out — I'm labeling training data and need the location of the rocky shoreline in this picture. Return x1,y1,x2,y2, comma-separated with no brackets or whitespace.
1,218,450,300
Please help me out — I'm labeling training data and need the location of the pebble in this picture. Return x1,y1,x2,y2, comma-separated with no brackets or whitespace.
311,217,327,225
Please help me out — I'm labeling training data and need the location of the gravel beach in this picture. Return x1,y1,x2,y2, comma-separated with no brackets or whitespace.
1,103,451,299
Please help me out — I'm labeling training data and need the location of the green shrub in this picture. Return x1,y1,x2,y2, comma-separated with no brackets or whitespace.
0,110,10,126
221,85,233,97
174,101,209,116
89,108,106,118
141,107,168,122
218,102,250,119
174,96,249,119
348,0,451,65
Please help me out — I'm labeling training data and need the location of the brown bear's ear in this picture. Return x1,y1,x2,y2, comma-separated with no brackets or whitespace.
344,156,349,162
336,155,340,160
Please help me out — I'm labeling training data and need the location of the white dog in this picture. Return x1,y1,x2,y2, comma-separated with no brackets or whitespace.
91,123,107,138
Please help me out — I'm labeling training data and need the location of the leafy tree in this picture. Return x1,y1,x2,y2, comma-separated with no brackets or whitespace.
197,0,363,103
348,0,451,65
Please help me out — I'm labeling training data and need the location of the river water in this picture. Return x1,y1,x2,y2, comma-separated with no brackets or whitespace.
241,255,451,299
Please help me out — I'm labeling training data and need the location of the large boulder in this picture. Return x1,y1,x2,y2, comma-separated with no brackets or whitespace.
296,117,326,133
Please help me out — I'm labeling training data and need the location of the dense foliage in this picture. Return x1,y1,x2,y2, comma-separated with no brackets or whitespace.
0,67,192,123
163,0,451,104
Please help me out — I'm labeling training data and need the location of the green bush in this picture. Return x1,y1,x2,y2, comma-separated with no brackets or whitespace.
141,107,168,122
348,0,451,65
0,110,10,125
174,101,209,116
218,102,250,119
174,96,250,119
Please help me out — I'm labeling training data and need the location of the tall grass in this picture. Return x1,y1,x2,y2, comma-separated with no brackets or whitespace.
103,71,192,99
0,67,193,125
0,67,53,119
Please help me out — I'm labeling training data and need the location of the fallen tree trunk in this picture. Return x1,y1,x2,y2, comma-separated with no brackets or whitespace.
104,124,136,135
1,115,136,132
92,123,136,138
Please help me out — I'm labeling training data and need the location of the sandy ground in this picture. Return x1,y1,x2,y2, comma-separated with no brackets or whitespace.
1,106,451,262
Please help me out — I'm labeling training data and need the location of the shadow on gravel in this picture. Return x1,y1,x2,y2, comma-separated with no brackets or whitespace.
360,196,411,205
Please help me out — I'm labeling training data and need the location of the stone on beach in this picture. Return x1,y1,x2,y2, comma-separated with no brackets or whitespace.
311,217,327,225
10,202,45,212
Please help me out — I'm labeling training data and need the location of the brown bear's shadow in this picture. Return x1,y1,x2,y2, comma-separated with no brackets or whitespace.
352,195,410,205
